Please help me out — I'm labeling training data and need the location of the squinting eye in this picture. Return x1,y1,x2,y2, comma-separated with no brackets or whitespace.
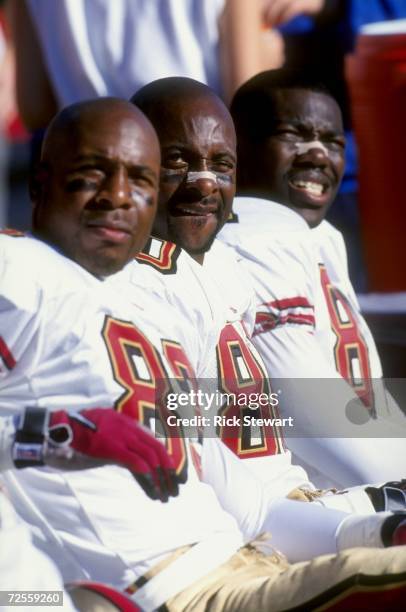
65,167,104,192
274,130,301,143
163,153,187,167
328,140,345,151
212,161,234,172
129,175,154,189
65,178,99,192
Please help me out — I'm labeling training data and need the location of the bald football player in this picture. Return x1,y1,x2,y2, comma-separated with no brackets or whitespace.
0,98,180,501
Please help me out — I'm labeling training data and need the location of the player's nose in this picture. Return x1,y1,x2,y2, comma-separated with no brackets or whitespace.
185,170,219,196
95,167,134,209
295,141,329,166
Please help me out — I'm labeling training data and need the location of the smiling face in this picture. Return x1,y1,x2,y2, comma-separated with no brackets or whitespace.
33,101,160,276
240,88,345,228
149,94,236,262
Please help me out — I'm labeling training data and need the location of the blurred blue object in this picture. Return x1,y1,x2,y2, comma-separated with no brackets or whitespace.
277,15,316,34
348,0,406,39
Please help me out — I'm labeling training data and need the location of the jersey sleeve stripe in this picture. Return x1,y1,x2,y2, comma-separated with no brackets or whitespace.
0,337,17,370
278,313,315,326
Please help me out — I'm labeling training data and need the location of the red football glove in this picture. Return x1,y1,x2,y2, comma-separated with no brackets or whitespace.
48,409,179,502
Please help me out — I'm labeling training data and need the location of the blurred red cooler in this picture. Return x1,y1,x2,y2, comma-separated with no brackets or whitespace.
345,20,406,292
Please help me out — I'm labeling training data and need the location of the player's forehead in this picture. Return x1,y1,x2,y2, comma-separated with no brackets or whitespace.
45,104,160,171
72,121,157,167
157,95,236,156
271,88,344,134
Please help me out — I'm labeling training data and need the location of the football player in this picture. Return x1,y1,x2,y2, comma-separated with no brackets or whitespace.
1,97,406,612
218,68,406,488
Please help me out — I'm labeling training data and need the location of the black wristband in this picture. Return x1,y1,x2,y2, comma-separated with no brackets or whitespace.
365,486,383,511
366,483,406,512
13,407,49,469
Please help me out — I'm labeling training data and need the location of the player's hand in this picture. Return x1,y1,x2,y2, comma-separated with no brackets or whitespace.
366,480,406,512
261,0,325,27
46,409,180,502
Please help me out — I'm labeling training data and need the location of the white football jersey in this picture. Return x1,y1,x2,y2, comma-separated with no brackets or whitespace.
219,197,406,488
0,234,244,607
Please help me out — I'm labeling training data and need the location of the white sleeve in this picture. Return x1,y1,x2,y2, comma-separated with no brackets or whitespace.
0,300,43,385
0,246,46,467
0,491,77,611
0,257,45,388
0,244,45,408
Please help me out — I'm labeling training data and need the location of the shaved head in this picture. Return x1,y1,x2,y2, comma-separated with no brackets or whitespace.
32,97,161,276
132,77,228,119
131,78,236,260
41,97,159,166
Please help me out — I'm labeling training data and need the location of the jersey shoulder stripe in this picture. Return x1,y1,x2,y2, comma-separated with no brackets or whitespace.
135,237,181,275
